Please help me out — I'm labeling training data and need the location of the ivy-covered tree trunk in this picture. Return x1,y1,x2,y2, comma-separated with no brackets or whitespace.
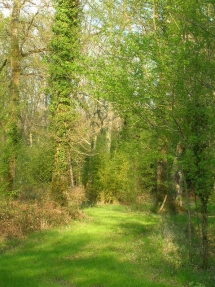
49,0,80,205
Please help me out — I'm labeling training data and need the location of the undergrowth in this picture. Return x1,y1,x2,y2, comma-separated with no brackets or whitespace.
0,186,86,239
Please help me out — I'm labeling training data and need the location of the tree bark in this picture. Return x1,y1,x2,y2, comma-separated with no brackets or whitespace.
152,145,169,213
200,196,209,268
8,0,21,191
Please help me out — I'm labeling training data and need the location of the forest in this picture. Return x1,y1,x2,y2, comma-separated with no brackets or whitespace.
0,0,215,286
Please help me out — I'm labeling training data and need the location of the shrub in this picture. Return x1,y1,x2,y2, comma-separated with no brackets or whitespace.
0,197,81,239
65,186,87,216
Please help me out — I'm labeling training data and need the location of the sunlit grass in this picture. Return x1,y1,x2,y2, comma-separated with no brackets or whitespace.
0,204,214,287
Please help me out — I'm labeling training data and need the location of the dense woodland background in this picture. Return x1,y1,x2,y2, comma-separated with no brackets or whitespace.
0,0,215,270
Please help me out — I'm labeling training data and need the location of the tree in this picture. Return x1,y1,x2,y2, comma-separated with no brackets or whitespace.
83,0,215,267
49,0,81,205
149,0,215,267
0,0,54,196
7,0,21,191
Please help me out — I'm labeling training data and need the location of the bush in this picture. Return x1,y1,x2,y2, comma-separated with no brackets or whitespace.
0,197,80,239
65,186,87,216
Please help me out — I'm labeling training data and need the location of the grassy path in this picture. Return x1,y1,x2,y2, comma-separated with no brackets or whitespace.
0,205,211,287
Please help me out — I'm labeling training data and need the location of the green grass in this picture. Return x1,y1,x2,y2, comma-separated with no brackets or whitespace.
0,204,213,287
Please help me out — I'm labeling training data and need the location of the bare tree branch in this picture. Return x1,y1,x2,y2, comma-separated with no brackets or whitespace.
21,47,50,57
0,58,7,72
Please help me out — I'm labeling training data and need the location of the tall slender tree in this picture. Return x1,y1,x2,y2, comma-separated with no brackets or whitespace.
0,0,54,195
49,0,81,205
6,0,21,191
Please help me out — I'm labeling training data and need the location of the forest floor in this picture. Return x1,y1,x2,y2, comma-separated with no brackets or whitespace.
0,204,214,287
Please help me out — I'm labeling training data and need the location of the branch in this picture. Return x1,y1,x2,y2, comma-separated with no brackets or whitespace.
21,48,50,57
0,59,8,72
172,116,189,143
158,194,167,213
20,11,39,48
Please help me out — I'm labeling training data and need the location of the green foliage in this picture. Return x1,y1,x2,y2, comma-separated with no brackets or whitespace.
83,152,107,204
189,282,207,287
82,0,215,268
84,122,155,204
0,148,10,194
15,140,55,199
0,136,54,199
87,152,133,204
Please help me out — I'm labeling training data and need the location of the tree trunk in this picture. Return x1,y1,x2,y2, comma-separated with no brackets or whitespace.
200,196,209,268
182,170,193,260
105,103,114,153
51,143,70,206
68,151,75,188
152,145,169,213
8,0,21,191
49,0,80,205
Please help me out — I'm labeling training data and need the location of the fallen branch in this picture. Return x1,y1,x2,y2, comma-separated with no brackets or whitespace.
158,194,167,213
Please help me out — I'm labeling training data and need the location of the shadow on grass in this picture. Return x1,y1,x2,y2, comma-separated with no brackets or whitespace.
0,239,169,287
0,205,213,287
0,237,172,287
0,230,89,287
